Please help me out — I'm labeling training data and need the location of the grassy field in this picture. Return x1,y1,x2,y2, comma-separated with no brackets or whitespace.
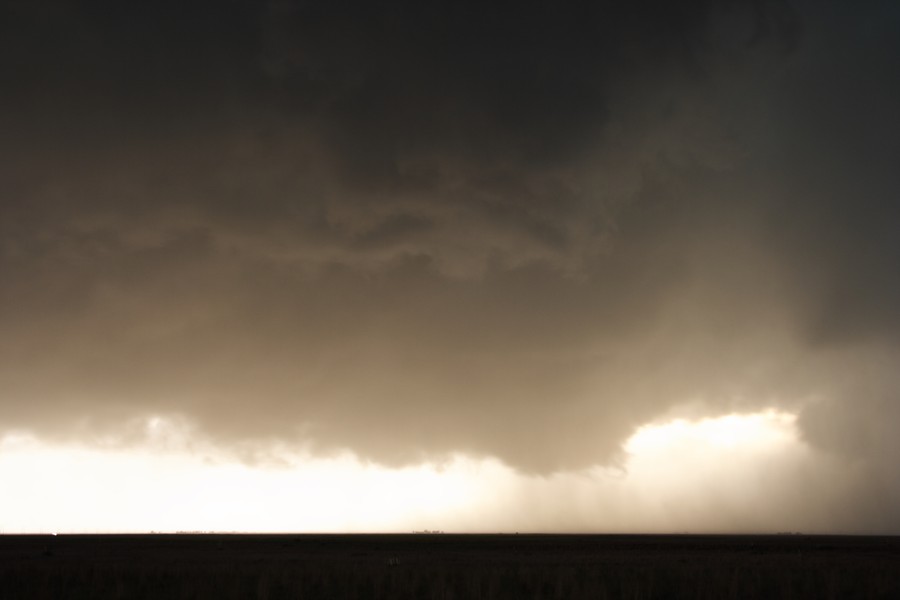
1,534,898,599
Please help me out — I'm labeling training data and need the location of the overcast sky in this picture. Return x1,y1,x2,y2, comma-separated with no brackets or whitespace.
2,0,900,533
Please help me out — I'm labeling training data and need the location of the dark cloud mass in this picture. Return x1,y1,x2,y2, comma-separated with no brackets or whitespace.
2,0,900,528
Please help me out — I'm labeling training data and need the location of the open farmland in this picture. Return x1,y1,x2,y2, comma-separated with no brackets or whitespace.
2,534,898,599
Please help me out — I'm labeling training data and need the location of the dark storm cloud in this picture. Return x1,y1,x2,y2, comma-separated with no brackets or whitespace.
2,0,900,528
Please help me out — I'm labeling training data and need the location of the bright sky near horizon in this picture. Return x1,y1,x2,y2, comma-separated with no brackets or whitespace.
0,410,856,534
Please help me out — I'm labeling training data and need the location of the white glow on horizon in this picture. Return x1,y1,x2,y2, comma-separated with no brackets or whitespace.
0,425,485,533
0,409,836,533
613,410,811,528
626,410,796,454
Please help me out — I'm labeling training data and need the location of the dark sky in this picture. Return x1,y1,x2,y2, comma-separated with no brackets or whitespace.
2,0,900,530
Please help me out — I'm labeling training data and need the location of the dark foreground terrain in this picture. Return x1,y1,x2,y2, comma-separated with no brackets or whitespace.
1,534,898,599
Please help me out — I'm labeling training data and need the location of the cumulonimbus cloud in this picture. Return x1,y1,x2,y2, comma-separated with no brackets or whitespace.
2,0,900,529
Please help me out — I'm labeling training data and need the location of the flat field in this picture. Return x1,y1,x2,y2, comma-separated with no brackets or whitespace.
1,534,898,599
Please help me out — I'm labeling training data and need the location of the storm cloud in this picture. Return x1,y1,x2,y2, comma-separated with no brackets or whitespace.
2,0,900,529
